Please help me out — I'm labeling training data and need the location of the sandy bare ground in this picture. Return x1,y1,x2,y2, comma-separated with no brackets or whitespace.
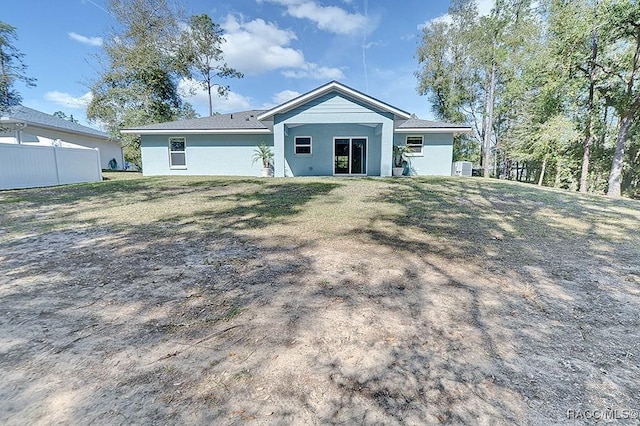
0,176,639,425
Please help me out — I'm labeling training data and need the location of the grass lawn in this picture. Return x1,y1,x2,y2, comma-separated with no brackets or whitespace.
1,174,639,424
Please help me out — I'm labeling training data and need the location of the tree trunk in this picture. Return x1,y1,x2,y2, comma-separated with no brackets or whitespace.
555,159,563,188
483,61,497,178
579,124,594,192
207,82,213,117
0,55,8,108
579,4,599,193
607,113,633,197
538,157,547,186
505,158,512,180
480,77,489,173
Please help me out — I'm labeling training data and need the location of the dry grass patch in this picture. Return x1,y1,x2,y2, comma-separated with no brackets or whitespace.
1,175,639,424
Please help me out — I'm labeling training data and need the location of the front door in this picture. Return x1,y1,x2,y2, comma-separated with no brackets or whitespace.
334,137,367,175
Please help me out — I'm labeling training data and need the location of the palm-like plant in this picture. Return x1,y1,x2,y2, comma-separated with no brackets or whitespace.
252,143,273,168
393,145,412,168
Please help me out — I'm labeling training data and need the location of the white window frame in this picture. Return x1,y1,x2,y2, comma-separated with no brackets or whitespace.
332,136,368,176
169,137,187,169
406,135,424,156
294,136,313,156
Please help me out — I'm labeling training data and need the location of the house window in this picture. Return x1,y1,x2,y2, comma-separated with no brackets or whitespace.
169,137,186,168
406,136,424,155
295,136,312,155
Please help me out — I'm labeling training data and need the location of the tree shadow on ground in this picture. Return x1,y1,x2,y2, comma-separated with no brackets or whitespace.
0,178,346,423
1,177,638,425
333,177,640,424
183,181,342,230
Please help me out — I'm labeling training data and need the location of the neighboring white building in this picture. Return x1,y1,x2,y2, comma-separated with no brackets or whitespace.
0,105,123,170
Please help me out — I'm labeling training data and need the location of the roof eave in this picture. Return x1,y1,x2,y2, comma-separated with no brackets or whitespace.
395,127,474,134
121,128,273,135
0,119,111,140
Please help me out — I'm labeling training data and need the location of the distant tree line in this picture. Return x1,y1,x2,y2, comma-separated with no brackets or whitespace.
417,0,640,197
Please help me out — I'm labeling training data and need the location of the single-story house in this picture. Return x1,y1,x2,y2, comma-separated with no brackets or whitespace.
122,81,471,177
0,105,124,170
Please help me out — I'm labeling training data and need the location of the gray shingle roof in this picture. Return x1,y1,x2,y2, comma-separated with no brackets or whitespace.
396,118,471,129
125,110,271,131
2,105,110,139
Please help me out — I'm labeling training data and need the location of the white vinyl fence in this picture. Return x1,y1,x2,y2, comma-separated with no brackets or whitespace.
0,143,102,190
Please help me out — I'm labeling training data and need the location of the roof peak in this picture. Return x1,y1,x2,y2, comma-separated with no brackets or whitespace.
257,80,411,121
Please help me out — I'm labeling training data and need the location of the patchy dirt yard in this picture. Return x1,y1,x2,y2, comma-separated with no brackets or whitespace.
1,176,639,425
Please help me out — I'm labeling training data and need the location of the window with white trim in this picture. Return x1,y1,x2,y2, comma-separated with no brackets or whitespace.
294,136,312,155
406,136,424,155
169,137,186,168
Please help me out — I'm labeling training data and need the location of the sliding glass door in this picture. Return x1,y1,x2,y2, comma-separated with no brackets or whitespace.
334,137,367,175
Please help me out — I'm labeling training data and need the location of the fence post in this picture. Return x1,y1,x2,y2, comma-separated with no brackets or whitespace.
52,146,61,185
95,148,102,181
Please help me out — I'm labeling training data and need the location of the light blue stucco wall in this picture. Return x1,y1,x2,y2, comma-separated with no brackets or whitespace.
393,133,454,176
139,93,454,177
273,92,394,177
140,134,273,176
283,123,381,176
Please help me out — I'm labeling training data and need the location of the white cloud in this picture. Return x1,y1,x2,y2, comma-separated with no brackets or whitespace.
221,14,344,82
222,15,305,75
272,89,301,104
261,0,368,35
68,32,103,47
363,40,385,49
477,0,494,16
258,90,302,110
282,62,345,80
419,15,452,29
178,78,252,113
419,0,494,30
44,91,93,109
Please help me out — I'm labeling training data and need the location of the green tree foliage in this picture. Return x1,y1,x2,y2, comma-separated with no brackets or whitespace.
0,21,36,113
416,0,640,197
87,0,197,169
179,14,243,117
416,0,538,174
598,0,640,196
416,1,482,164
542,1,600,192
53,111,79,123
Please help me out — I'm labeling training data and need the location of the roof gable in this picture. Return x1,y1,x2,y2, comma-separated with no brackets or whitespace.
257,81,412,121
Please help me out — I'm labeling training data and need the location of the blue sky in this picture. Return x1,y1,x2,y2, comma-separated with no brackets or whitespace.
3,0,492,128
